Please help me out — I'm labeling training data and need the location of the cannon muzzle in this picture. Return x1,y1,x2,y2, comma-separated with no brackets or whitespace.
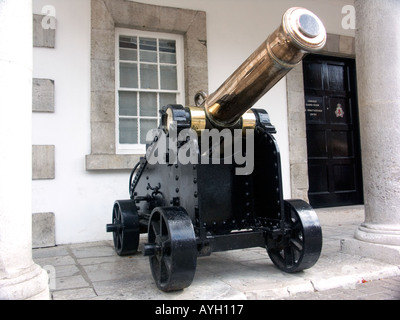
205,7,326,127
164,7,326,133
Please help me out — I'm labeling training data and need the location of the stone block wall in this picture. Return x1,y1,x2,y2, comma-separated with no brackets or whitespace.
32,13,57,247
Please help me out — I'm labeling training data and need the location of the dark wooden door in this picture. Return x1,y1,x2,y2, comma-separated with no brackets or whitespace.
303,55,363,208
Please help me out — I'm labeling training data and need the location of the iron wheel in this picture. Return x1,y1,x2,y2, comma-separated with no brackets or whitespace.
267,199,322,273
107,200,140,256
146,206,197,292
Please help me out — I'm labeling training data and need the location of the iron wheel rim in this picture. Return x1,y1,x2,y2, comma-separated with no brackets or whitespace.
267,200,322,273
112,200,140,256
148,207,197,292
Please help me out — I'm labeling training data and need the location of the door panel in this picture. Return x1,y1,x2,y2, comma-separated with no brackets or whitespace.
333,164,355,191
307,130,327,158
308,163,329,193
331,131,353,157
303,55,363,208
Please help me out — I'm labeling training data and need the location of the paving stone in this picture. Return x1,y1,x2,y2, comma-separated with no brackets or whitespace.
56,275,90,291
34,255,76,267
83,260,148,282
53,265,82,278
213,248,268,262
70,245,116,259
52,288,97,300
77,255,130,266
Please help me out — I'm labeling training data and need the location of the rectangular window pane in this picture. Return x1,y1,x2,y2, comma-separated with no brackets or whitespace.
120,36,137,49
159,39,176,64
119,91,137,116
160,65,177,90
120,48,137,61
120,62,138,88
140,64,158,89
140,37,157,63
119,118,138,144
140,92,158,117
140,119,158,144
159,93,176,108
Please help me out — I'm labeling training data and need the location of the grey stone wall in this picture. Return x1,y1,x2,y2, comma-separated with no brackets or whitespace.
32,212,55,248
32,145,55,180
32,78,55,112
33,14,55,48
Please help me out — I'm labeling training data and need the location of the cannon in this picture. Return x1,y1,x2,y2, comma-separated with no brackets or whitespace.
107,7,327,292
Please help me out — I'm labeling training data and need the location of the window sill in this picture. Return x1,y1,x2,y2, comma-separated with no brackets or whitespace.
85,154,143,171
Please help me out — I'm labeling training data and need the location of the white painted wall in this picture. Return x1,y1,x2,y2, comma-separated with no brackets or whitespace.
32,0,129,244
32,0,354,244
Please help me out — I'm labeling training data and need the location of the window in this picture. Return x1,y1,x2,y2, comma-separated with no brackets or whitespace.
87,0,207,170
116,29,185,154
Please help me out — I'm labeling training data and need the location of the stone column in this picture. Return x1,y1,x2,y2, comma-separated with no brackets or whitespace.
0,0,50,299
342,0,400,264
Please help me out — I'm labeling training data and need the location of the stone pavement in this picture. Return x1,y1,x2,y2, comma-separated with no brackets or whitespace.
32,205,400,300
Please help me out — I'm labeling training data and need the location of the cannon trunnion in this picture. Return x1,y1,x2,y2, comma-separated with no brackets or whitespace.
107,7,326,292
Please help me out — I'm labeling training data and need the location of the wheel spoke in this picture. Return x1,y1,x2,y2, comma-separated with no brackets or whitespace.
162,255,172,277
284,247,295,267
157,219,162,237
268,248,285,269
158,256,164,282
151,220,161,237
150,256,161,281
290,238,303,252
161,216,168,237
117,233,122,250
159,232,172,285
162,239,171,249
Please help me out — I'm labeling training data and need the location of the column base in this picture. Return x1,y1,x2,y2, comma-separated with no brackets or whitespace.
341,223,400,265
0,263,50,300
355,223,400,246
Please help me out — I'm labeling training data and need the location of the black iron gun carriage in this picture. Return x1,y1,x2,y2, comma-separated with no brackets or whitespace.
107,7,327,292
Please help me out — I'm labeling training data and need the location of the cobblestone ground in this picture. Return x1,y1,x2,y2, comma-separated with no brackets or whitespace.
282,276,400,300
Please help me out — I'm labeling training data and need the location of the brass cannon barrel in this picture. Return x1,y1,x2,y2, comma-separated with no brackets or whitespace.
163,7,326,133
205,7,326,128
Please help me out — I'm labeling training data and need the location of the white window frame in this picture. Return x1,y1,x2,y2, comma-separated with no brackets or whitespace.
115,28,185,154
